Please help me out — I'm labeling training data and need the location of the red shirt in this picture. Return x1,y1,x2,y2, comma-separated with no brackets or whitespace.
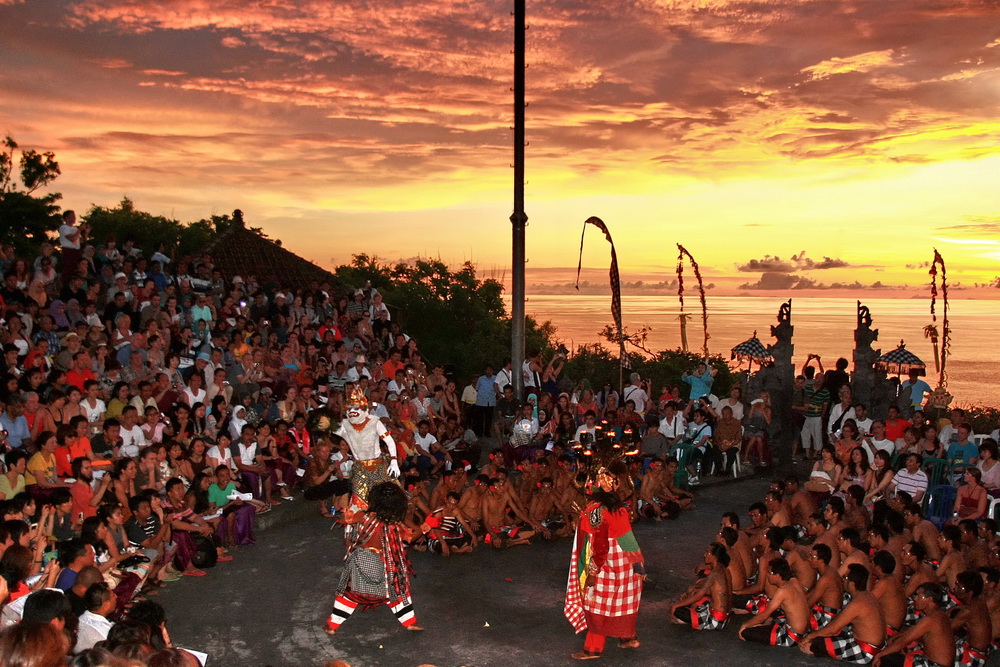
66,367,96,392
71,479,97,520
884,418,911,442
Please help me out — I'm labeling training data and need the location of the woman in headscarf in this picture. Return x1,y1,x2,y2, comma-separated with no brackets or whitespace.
65,298,87,327
48,300,71,330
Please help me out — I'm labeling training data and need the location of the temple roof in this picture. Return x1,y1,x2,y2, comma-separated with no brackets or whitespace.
204,210,339,289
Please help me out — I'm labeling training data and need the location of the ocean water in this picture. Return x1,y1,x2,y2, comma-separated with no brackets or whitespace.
512,295,999,407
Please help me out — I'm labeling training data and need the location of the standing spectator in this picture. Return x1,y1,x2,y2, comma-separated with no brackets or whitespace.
58,210,85,279
473,366,497,437
682,362,716,402
899,369,931,415
801,371,830,461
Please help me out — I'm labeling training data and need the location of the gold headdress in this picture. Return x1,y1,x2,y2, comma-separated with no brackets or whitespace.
573,420,640,495
347,385,370,410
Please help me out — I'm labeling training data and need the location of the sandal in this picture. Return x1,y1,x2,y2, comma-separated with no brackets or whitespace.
571,650,601,660
618,638,640,649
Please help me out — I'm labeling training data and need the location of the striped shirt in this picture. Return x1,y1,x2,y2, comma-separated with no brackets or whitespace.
892,468,928,499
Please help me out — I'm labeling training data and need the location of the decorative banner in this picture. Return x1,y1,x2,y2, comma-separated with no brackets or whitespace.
928,248,951,390
676,244,710,359
576,216,626,375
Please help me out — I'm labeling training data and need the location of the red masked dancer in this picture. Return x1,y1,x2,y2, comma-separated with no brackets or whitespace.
564,464,646,660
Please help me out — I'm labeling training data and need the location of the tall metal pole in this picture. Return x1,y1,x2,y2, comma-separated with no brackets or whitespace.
510,0,527,399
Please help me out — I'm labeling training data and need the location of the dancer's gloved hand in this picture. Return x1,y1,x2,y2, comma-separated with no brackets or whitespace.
387,458,401,478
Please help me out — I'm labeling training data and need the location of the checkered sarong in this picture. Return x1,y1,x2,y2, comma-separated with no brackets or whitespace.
810,603,839,630
337,548,392,599
819,632,883,664
770,617,803,647
684,596,728,630
899,650,947,667
746,593,769,615
956,637,988,667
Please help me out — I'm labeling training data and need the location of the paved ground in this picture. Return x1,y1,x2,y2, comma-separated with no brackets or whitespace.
157,471,840,667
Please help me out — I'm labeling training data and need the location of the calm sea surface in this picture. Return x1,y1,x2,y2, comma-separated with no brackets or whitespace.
510,295,999,407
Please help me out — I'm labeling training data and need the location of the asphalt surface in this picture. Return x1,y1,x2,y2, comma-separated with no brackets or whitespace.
155,468,871,667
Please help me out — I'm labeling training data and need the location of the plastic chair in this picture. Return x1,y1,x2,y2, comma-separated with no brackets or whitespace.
890,452,905,471
989,496,1000,522
925,484,958,529
669,443,693,489
921,458,951,490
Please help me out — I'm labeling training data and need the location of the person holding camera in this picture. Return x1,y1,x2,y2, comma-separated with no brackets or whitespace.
682,362,717,403
623,373,650,416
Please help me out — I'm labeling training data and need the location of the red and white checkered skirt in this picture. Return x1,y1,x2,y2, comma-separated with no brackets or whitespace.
564,533,643,634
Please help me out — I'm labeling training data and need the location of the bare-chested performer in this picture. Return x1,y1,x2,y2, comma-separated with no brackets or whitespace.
874,583,955,667
639,458,681,521
807,543,844,630
901,541,938,598
870,551,907,638
722,513,756,582
825,496,851,540
904,502,942,563
426,492,477,556
765,490,793,529
739,557,811,647
807,512,843,571
837,528,871,577
785,475,818,527
671,542,733,630
530,477,571,539
429,469,464,511
663,458,694,509
980,567,1000,651
938,526,965,591
458,474,489,534
800,564,886,664
780,527,816,588
718,527,749,589
951,570,992,667
482,477,537,548
733,527,783,615
745,502,770,555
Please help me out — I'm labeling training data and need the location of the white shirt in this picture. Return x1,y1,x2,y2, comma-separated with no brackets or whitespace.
862,437,895,464
414,431,438,452
207,445,234,468
119,424,144,458
59,224,81,249
622,385,649,413
828,404,856,438
573,424,598,444
854,417,874,437
83,398,107,425
495,368,513,394
236,442,258,466
938,424,976,446
75,611,113,652
658,414,686,440
346,365,372,382
716,398,744,421
183,387,207,407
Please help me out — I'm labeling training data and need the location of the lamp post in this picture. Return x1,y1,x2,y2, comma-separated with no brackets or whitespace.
510,0,527,399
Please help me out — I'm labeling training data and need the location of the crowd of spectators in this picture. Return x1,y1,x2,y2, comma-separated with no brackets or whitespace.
0,211,997,665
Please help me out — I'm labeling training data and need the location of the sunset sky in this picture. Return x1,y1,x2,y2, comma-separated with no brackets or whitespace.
2,0,999,296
